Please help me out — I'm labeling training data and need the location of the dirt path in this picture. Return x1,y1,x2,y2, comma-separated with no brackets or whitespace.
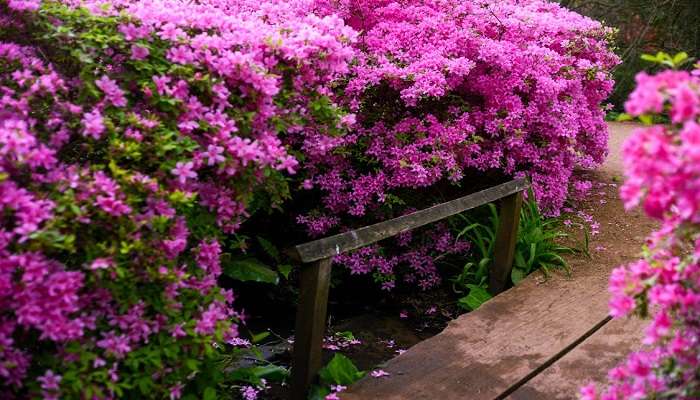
560,122,655,282
342,122,658,400
599,122,638,177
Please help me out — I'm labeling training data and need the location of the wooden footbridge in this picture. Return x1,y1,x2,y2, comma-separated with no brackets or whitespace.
288,123,652,400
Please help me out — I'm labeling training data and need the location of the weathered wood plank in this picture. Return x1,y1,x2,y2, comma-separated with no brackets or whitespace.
292,178,528,263
490,191,523,294
290,258,333,400
340,271,613,400
507,315,646,400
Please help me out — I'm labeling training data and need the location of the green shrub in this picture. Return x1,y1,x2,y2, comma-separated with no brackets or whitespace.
450,193,574,310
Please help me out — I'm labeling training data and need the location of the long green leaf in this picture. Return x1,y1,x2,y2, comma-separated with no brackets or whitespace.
222,258,279,284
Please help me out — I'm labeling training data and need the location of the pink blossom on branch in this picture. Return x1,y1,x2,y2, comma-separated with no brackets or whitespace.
586,63,700,399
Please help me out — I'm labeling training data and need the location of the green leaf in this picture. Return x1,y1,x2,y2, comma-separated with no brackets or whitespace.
640,53,660,63
185,359,200,371
203,387,216,400
251,331,270,343
335,331,356,341
250,365,288,381
318,354,365,386
672,52,689,66
222,258,279,284
511,267,525,285
277,264,293,280
639,114,654,125
308,385,332,400
229,365,289,383
458,285,492,311
615,112,633,122
257,236,280,262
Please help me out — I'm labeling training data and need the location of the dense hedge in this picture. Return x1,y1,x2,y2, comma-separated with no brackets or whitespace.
297,0,619,286
0,0,616,398
0,0,354,397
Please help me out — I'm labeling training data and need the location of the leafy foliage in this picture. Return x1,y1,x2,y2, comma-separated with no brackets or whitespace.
0,0,619,398
451,194,573,310
558,0,700,108
310,354,365,400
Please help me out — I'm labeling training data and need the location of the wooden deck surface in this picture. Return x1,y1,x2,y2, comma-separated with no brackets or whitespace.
508,316,647,400
341,123,655,400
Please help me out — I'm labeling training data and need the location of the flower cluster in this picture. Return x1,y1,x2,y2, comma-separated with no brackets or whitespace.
0,0,354,397
581,64,700,399
301,0,619,224
334,223,469,290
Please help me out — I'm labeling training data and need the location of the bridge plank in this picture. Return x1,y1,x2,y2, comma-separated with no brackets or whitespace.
507,315,646,400
340,271,612,400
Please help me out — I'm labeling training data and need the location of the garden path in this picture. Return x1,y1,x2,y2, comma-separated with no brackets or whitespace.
340,122,656,400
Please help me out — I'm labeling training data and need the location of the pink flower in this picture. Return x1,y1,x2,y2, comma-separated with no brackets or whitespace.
169,383,183,400
240,385,258,400
609,295,635,318
171,324,187,338
95,75,127,107
370,369,390,378
579,383,598,400
81,109,105,139
331,385,347,392
340,114,356,126
204,145,225,166
89,258,113,270
131,45,149,60
227,337,251,347
671,84,699,123
38,370,61,391
7,0,40,11
153,75,172,95
171,161,197,184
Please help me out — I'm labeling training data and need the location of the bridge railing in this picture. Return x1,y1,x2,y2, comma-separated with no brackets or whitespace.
287,177,529,399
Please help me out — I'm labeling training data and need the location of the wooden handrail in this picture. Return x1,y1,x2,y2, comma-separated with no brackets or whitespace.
289,178,528,263
289,178,528,400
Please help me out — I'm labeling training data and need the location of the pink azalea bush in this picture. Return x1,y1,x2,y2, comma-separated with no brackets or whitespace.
581,59,700,399
0,0,354,397
295,0,618,287
300,0,619,223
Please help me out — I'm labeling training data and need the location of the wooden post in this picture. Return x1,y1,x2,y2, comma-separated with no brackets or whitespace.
290,258,332,400
489,191,523,295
